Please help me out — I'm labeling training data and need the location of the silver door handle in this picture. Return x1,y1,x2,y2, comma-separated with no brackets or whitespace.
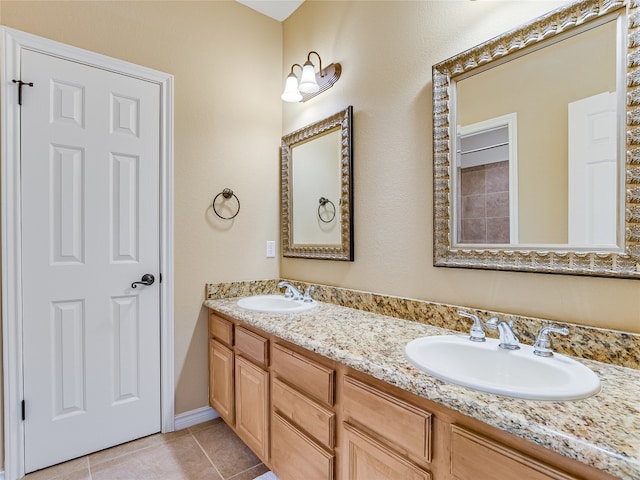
131,273,155,288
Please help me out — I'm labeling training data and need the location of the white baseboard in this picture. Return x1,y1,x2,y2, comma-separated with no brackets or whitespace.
174,406,219,430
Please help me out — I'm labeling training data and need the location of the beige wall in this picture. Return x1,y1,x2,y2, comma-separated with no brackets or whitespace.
281,1,640,334
1,0,282,425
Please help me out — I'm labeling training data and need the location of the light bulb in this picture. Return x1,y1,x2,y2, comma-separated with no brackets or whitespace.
299,61,319,93
281,72,302,102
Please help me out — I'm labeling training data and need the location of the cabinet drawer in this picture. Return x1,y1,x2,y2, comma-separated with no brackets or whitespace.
236,326,268,366
342,422,431,480
343,376,432,462
209,313,233,346
271,411,334,480
272,377,335,450
271,343,334,406
451,425,578,480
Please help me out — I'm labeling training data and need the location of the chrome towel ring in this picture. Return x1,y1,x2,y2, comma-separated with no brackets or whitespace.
212,188,240,220
318,197,336,223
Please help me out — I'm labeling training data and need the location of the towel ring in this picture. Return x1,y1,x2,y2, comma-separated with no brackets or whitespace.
318,197,336,223
212,188,240,220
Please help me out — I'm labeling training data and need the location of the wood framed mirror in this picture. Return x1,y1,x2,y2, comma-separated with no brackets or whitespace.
281,106,354,261
432,0,640,278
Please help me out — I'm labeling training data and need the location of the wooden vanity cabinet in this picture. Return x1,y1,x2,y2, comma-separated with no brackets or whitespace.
234,326,270,463
208,310,617,480
208,313,270,463
450,425,582,480
342,422,432,480
270,343,336,480
342,375,433,479
340,372,615,480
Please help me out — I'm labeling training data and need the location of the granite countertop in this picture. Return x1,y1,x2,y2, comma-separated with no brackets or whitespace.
204,297,640,479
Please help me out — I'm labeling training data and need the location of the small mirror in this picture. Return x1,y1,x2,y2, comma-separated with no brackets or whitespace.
433,0,640,277
281,106,354,260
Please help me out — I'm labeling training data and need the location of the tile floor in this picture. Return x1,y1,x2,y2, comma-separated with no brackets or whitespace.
23,418,269,480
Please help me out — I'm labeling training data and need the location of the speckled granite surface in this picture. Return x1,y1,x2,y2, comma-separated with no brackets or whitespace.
204,296,640,479
206,279,640,370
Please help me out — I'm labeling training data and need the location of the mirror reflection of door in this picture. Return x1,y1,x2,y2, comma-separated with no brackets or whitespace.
568,91,618,247
456,114,518,245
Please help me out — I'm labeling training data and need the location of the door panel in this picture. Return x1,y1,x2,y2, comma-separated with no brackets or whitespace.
568,91,618,246
51,300,86,418
112,296,141,404
21,48,161,472
111,153,140,262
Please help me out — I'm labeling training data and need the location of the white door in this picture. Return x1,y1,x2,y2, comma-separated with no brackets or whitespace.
568,91,618,247
20,49,161,472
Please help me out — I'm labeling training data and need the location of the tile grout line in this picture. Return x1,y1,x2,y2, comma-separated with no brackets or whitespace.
86,431,190,471
190,430,226,479
226,462,265,480
86,457,93,480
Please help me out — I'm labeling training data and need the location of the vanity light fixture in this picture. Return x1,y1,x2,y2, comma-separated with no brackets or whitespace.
281,51,342,103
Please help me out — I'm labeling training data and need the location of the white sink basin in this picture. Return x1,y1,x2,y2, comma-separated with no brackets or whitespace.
405,335,600,401
236,295,317,314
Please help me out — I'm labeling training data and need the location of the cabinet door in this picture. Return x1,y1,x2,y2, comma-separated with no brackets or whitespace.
342,423,431,480
271,411,334,480
209,339,234,424
235,355,269,462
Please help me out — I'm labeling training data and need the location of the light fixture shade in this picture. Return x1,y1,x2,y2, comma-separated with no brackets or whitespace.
299,62,319,93
281,73,302,102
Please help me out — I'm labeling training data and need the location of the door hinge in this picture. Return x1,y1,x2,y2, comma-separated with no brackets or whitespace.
21,400,25,421
12,79,34,106
159,273,162,283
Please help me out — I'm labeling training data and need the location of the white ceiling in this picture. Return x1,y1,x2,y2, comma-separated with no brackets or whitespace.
236,0,304,22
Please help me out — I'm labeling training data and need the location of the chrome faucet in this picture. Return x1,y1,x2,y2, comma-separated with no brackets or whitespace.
277,281,303,301
533,326,569,357
458,310,486,342
486,317,519,350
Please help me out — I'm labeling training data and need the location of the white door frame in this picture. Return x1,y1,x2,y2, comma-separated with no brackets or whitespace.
1,27,175,480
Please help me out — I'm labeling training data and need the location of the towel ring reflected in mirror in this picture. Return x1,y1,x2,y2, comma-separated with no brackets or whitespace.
318,197,336,223
212,188,240,220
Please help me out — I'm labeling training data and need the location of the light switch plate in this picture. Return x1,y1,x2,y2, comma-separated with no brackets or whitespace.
266,240,276,258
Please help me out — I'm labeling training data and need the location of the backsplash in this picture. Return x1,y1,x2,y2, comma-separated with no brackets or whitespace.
205,279,640,370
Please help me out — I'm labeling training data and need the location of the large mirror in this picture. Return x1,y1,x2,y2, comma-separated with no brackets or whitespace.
433,0,640,278
281,106,354,260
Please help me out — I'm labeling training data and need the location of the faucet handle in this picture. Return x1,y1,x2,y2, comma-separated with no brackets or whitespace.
534,326,569,357
303,286,316,303
458,310,486,342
